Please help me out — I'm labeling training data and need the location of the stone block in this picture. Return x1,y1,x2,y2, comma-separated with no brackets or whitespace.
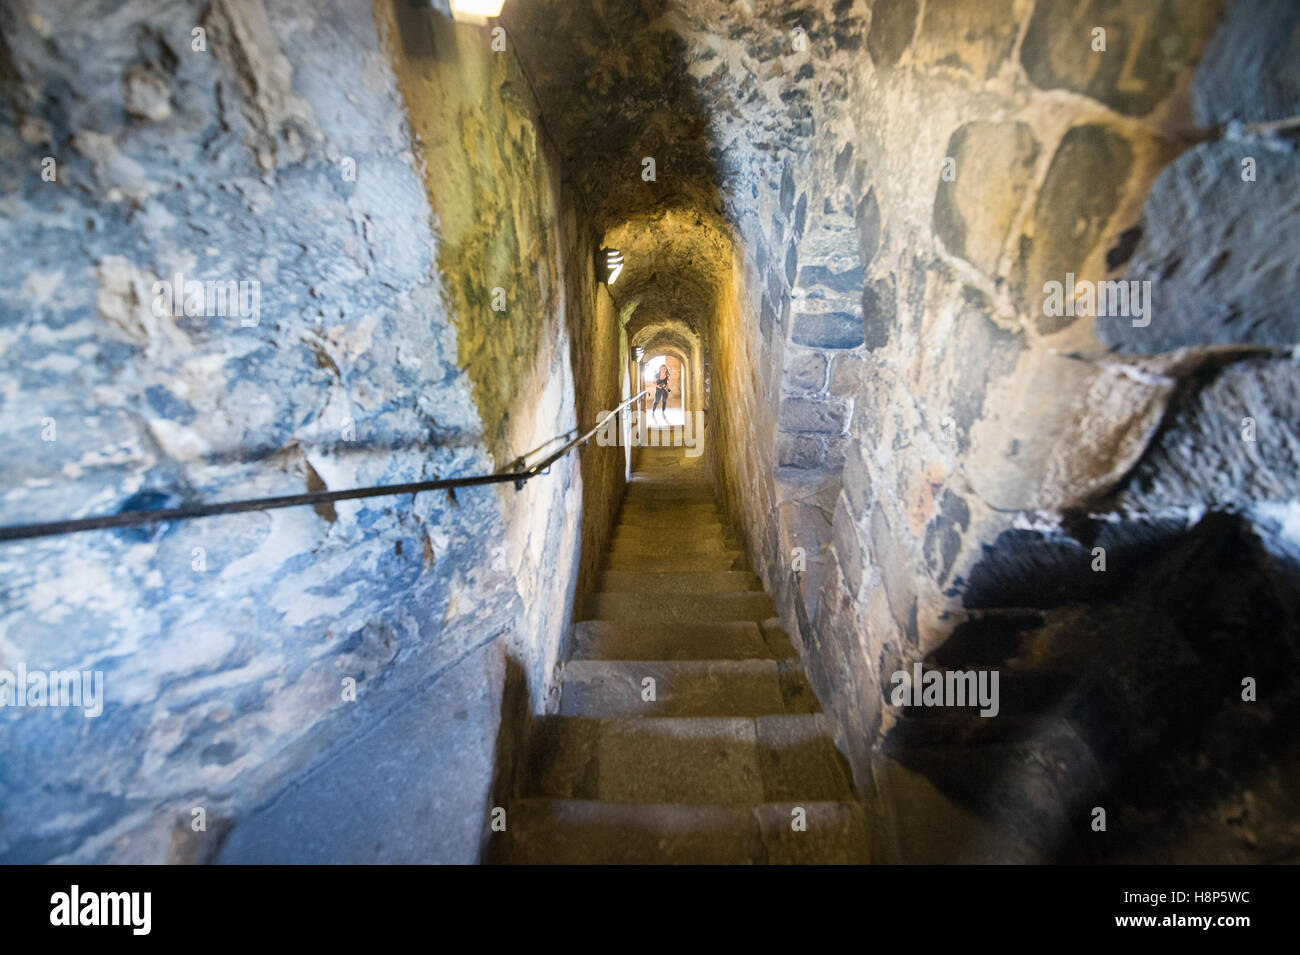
933,121,1038,275
1021,0,1218,117
779,397,849,434
1014,124,1134,334
792,310,865,349
916,0,1018,78
778,432,827,469
786,349,829,392
867,0,919,68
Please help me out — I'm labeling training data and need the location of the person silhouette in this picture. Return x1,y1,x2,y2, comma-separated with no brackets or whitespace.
652,364,670,420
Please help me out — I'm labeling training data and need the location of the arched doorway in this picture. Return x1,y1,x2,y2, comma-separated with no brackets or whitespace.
642,352,686,425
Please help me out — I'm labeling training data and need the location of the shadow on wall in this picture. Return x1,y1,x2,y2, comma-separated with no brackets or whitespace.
210,640,535,864
482,652,531,863
878,510,1300,863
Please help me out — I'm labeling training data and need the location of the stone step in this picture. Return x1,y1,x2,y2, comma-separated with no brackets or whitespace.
495,799,757,864
752,713,858,801
623,480,709,489
628,478,711,488
752,801,871,864
606,538,741,557
584,591,774,623
618,496,722,511
625,485,711,494
611,523,730,540
610,532,738,549
522,714,856,805
624,496,717,511
617,504,720,522
603,552,750,572
620,494,716,505
571,620,791,660
493,799,869,864
598,570,762,595
624,484,714,499
618,502,715,511
619,494,717,506
498,454,867,864
630,459,702,466
559,659,816,717
614,519,730,530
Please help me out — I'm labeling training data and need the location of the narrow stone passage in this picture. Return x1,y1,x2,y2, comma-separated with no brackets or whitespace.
4,0,1299,869
494,437,869,864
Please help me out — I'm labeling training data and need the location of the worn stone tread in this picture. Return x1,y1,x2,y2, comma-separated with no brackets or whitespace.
571,620,786,660
559,659,797,717
495,799,869,864
503,446,858,864
584,591,775,623
603,552,751,572
597,570,763,594
523,714,855,804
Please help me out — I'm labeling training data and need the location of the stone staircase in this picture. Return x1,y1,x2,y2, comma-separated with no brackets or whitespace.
492,442,869,864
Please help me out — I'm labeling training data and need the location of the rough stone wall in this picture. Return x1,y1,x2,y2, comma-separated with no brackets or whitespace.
374,0,598,722
824,0,1300,863
646,4,829,644
0,0,592,862
717,0,1300,862
352,0,1300,864
707,241,782,573
645,0,1300,861
15,0,1291,865
568,276,627,614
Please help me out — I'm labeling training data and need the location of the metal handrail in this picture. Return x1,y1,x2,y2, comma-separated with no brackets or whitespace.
0,389,650,543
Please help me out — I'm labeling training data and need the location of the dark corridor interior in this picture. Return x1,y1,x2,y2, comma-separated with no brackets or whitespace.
0,0,1298,867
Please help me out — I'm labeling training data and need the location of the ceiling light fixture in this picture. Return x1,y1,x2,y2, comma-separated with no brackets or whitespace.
449,0,506,25
601,248,624,286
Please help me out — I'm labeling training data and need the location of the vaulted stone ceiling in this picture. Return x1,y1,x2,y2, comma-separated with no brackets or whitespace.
502,0,845,339
604,209,732,339
501,0,722,232
501,0,863,223
630,314,700,360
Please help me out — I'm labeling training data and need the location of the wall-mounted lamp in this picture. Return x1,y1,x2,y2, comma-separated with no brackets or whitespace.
635,346,645,361
449,0,506,25
600,247,624,286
